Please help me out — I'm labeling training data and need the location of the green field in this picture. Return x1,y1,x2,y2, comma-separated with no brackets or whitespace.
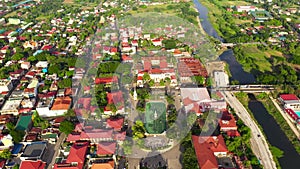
145,102,166,134
235,45,272,73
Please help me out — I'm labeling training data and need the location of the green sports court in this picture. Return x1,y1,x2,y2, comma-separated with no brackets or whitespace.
145,102,166,134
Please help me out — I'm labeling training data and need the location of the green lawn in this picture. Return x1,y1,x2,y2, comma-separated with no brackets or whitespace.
145,102,166,134
217,0,250,6
238,45,272,73
128,4,178,15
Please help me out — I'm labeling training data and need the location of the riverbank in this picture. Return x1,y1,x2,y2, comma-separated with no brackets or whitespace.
235,92,282,169
259,94,300,154
191,6,207,36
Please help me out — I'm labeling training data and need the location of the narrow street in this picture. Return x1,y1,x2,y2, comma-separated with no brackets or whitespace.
47,133,66,169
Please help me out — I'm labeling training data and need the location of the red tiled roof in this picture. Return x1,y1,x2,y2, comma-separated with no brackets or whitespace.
66,132,81,142
81,129,113,140
183,97,194,106
144,61,151,71
226,130,240,137
192,135,218,169
122,54,133,61
96,142,116,155
137,76,143,80
149,68,162,74
189,103,202,115
20,160,46,169
64,88,72,96
107,91,124,106
95,76,118,84
160,61,168,68
192,135,228,169
51,96,72,110
178,58,208,77
0,159,6,168
41,45,52,50
106,117,124,130
280,94,299,101
219,110,238,131
78,98,91,109
114,131,126,141
1,45,9,50
110,47,117,53
66,142,89,169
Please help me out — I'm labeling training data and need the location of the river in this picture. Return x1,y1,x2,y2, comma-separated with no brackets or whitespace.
248,94,300,169
193,0,300,168
193,0,256,84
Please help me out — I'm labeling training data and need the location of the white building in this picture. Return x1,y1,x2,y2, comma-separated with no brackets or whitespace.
279,94,300,111
214,71,229,87
236,6,257,12
0,79,13,94
0,99,22,116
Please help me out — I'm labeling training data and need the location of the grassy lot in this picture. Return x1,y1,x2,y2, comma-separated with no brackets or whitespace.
4,9,21,18
237,45,272,73
128,4,178,15
264,49,284,57
63,0,97,9
217,0,250,6
234,19,252,24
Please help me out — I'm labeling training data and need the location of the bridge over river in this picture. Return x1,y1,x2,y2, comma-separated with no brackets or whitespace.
216,84,275,92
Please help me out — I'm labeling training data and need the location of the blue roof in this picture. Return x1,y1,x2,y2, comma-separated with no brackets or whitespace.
33,50,43,56
11,143,23,155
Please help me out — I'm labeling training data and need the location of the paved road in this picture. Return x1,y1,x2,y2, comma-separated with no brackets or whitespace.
270,96,300,139
47,133,66,169
221,91,277,169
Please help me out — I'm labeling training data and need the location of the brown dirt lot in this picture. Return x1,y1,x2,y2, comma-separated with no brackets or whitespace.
63,0,73,4
205,61,226,76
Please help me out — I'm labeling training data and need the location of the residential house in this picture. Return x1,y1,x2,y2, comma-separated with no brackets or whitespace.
219,110,240,137
20,160,46,169
0,45,9,53
53,142,89,169
36,92,56,117
23,41,38,50
0,79,13,94
0,97,22,115
96,142,116,156
192,135,229,169
21,62,31,70
105,91,124,115
50,96,72,117
15,114,33,132
20,142,47,161
235,6,257,12
106,117,124,131
9,69,25,80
